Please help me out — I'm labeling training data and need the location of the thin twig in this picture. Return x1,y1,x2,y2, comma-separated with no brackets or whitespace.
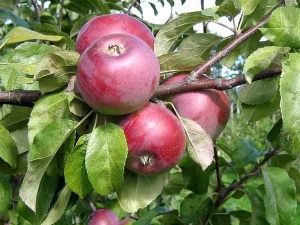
200,0,207,33
127,0,137,15
206,21,236,35
31,0,41,23
214,145,222,194
202,146,281,225
58,0,64,31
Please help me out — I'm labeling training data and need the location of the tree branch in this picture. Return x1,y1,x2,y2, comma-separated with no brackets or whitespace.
202,146,281,225
154,66,281,98
31,0,41,23
0,90,42,106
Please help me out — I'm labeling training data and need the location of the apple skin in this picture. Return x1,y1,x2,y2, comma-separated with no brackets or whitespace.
76,33,160,115
76,14,154,54
89,209,119,225
119,102,186,176
119,218,135,225
162,74,230,139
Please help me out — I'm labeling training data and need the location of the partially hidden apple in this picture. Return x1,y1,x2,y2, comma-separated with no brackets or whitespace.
119,218,135,225
76,14,154,54
119,102,186,176
162,74,230,139
89,209,119,225
76,33,160,115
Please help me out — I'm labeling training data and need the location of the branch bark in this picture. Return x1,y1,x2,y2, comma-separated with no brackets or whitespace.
0,90,42,106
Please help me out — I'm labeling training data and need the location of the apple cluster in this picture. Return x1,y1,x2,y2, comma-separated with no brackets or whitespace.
75,14,230,177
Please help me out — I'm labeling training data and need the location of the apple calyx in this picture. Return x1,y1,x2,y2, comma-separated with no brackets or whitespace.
108,44,123,55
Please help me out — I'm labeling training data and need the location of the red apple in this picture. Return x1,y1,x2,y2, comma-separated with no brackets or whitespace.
119,102,186,176
162,74,230,139
76,33,160,115
76,14,154,54
119,218,135,225
89,209,119,225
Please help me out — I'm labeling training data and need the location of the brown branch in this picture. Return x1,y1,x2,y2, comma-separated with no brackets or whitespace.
154,66,282,98
31,0,41,23
127,0,137,15
58,0,65,31
186,5,279,82
0,90,42,106
202,146,281,225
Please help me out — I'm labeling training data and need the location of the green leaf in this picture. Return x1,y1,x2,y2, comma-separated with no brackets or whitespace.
237,79,279,105
178,33,223,59
158,51,204,74
280,53,300,153
216,0,241,18
28,90,73,146
179,156,210,194
284,0,297,6
0,0,16,11
0,106,31,132
134,207,171,225
289,168,300,202
19,119,77,212
245,186,268,225
154,11,217,56
41,186,72,225
181,118,214,170
0,175,11,214
260,6,300,48
239,0,261,15
262,167,297,225
86,123,127,196
0,8,31,28
64,135,93,198
180,193,212,224
2,27,63,47
0,124,18,168
243,46,289,83
35,50,79,93
117,171,167,213
241,91,280,123
231,138,260,168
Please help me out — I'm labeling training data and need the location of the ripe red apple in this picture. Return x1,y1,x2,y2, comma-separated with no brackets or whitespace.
89,209,119,225
119,218,135,225
76,33,160,115
162,74,230,139
76,14,154,54
119,102,186,176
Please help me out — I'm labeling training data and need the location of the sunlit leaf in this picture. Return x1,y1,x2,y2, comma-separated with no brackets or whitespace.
181,117,214,170
262,167,296,225
280,53,300,153
243,46,289,83
260,6,300,48
0,124,18,168
117,171,167,213
239,0,261,15
86,123,127,196
20,119,77,212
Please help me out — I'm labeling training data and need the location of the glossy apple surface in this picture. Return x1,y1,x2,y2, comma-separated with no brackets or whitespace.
76,33,160,115
163,74,230,139
76,14,154,54
89,209,119,225
119,102,186,176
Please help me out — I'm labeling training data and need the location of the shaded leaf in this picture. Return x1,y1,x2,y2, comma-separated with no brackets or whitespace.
0,175,11,214
64,135,93,198
20,119,77,212
181,117,214,170
0,124,18,168
86,124,127,196
134,207,171,225
263,167,296,225
231,138,260,168
117,171,166,213
0,8,30,28
0,106,31,132
154,11,217,56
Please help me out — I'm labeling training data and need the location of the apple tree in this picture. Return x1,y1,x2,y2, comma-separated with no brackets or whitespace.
0,0,299,224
